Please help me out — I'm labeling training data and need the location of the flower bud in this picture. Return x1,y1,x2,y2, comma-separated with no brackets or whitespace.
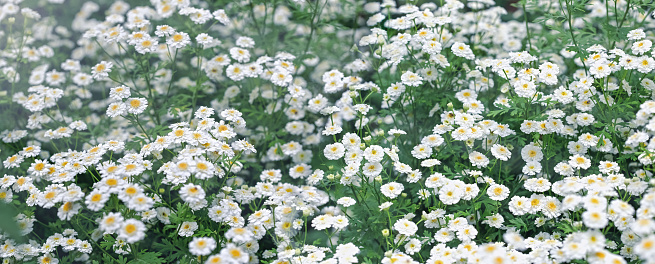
501,83,510,93
382,229,390,237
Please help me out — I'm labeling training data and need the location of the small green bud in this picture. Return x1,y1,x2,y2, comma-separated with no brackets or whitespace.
375,176,382,183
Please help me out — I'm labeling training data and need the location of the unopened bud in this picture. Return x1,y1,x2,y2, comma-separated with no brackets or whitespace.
382,229,390,237
501,84,510,93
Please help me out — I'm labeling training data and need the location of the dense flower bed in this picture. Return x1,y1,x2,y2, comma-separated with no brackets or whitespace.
1,0,655,263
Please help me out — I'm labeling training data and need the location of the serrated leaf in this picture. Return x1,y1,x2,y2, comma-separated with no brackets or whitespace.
129,251,164,264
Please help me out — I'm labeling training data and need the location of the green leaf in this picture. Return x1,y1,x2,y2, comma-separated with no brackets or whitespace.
153,239,186,262
508,217,528,232
129,251,164,264
0,203,24,242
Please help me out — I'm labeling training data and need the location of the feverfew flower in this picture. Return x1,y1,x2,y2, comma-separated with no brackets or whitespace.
394,219,418,236
411,144,432,159
569,154,591,170
312,214,333,230
178,221,198,237
628,28,646,40
451,42,475,60
483,213,504,228
487,184,510,201
322,124,343,136
118,219,146,243
179,183,206,203
582,210,608,229
379,202,393,211
125,98,148,115
109,85,130,101
337,197,356,207
381,182,404,199
189,237,216,256
91,61,112,79
490,144,511,161
469,151,489,168
632,40,652,55
401,71,423,87
106,102,126,117
167,31,191,49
